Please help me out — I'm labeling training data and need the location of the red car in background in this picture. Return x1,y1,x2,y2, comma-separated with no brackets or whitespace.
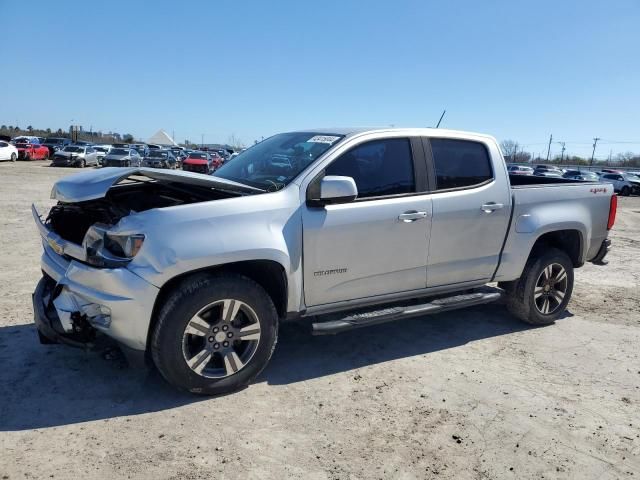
182,151,213,174
15,142,50,160
210,151,224,169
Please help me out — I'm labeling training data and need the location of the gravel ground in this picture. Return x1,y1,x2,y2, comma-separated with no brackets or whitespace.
0,161,638,479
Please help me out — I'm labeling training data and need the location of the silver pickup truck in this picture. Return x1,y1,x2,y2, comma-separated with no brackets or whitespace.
32,128,616,394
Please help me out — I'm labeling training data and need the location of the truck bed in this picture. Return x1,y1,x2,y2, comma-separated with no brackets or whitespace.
508,174,599,187
493,176,612,283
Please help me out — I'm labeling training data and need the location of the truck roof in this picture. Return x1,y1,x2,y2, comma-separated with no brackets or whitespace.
294,127,496,141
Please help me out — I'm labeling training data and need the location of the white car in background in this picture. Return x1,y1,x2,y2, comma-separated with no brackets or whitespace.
0,140,18,162
507,164,534,175
599,172,640,196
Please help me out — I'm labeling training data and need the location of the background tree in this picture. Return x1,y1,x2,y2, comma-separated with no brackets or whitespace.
227,133,244,150
616,152,635,167
499,139,520,161
26,125,33,133
123,133,134,143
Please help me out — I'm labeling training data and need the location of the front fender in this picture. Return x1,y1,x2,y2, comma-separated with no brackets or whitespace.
121,187,304,313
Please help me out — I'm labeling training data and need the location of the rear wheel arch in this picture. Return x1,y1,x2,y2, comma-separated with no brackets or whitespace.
147,260,288,351
528,229,584,267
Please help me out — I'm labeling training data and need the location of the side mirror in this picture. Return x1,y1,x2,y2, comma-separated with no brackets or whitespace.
308,175,358,206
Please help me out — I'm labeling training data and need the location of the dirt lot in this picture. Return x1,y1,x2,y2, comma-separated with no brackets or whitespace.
0,161,638,479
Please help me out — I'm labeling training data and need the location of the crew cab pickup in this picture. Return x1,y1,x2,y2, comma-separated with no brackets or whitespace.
31,128,616,394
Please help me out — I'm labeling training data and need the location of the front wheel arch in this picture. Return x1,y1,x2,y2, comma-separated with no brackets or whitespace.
146,260,288,352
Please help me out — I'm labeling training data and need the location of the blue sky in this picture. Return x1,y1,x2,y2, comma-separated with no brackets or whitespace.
1,0,638,158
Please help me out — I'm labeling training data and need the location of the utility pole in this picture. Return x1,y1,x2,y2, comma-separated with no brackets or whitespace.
201,133,204,148
559,141,566,163
546,134,553,162
607,149,612,166
590,137,600,167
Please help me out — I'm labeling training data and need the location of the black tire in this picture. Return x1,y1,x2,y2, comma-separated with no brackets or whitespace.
503,247,574,325
621,186,631,196
10,153,16,162
151,273,278,395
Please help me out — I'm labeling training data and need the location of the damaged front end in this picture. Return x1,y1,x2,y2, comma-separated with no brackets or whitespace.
32,167,253,357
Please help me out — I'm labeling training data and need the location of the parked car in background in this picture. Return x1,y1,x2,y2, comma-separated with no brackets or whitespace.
16,141,50,160
143,149,177,169
562,170,600,182
102,148,142,167
0,140,18,162
536,170,563,178
131,144,149,158
147,144,162,150
51,145,100,168
599,172,640,196
182,151,213,174
42,138,72,156
11,136,41,145
210,151,225,169
533,165,563,177
92,145,111,165
507,164,534,175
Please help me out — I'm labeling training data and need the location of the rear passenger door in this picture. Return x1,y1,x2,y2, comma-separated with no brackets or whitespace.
424,137,511,287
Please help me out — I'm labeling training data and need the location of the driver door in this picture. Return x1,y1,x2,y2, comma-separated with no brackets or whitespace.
302,137,431,307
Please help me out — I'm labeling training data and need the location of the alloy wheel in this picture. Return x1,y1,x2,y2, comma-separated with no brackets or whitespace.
534,263,568,315
182,299,262,378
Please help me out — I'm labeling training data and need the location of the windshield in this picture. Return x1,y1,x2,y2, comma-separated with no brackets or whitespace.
213,132,344,190
110,148,129,155
188,153,209,159
149,151,168,158
44,138,64,145
625,173,640,181
62,146,83,153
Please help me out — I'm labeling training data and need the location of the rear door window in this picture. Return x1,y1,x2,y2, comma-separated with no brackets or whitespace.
430,138,493,190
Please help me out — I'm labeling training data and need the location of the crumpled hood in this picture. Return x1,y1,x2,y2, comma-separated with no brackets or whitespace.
50,167,262,203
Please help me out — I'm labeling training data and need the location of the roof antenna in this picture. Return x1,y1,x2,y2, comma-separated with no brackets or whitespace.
435,109,446,128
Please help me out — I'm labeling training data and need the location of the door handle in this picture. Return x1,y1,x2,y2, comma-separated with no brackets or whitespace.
398,211,428,222
481,203,504,213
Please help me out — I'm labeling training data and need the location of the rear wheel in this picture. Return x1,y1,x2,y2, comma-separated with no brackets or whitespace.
10,153,16,162
503,248,574,325
621,186,631,196
151,273,278,395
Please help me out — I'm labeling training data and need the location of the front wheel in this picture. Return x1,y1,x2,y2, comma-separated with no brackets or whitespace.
151,273,278,395
503,248,574,325
10,153,16,162
621,186,631,196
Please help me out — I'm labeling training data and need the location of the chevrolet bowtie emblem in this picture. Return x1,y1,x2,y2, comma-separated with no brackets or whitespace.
47,237,64,255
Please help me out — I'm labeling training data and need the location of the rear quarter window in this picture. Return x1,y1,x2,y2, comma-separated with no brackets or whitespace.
430,138,493,190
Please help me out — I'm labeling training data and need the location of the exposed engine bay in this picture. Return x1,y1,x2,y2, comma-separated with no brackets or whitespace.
46,178,238,244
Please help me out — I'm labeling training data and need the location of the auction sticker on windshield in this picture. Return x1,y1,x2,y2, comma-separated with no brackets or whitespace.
307,135,341,144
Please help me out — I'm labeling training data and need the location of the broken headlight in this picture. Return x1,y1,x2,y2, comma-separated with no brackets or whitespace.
104,233,145,258
83,224,145,267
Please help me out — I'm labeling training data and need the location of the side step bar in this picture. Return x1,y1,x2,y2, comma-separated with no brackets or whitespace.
311,289,503,335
